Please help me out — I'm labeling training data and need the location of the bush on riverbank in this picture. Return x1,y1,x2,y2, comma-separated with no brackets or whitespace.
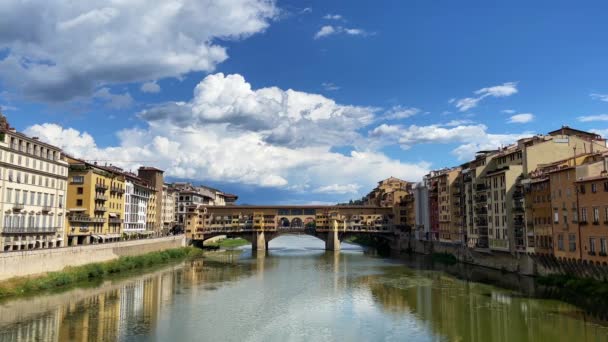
537,274,608,318
0,247,203,299
432,252,458,265
206,238,249,249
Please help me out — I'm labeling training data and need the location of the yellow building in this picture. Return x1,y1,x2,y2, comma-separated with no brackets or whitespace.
65,157,126,246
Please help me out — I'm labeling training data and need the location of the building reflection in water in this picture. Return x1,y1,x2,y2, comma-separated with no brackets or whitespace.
359,268,606,342
0,257,255,342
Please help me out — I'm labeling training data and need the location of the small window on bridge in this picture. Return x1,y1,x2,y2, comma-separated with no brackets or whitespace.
291,209,303,215
278,209,290,215
304,209,316,215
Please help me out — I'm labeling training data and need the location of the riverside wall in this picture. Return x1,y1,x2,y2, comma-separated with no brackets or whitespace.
0,235,186,281
402,239,608,280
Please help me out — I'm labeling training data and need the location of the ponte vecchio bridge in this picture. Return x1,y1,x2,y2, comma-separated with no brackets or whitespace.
185,205,398,251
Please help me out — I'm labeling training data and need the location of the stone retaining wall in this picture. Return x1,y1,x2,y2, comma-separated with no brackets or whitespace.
0,235,186,281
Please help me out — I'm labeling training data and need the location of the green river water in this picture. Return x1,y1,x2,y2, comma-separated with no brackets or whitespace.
0,235,606,341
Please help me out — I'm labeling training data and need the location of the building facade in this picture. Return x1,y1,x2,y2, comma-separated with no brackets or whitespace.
137,167,164,233
0,115,69,251
65,158,125,246
124,174,154,234
161,184,176,231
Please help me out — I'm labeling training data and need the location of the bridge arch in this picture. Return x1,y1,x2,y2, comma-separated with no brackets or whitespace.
279,217,290,228
291,218,303,229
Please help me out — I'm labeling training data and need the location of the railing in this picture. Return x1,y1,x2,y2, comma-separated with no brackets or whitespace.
69,216,105,223
94,206,108,212
12,204,24,211
109,218,123,224
95,194,108,201
95,183,108,191
110,186,125,194
42,206,52,212
3,226,57,234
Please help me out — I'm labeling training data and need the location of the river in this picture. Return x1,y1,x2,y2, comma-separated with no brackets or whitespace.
0,235,607,341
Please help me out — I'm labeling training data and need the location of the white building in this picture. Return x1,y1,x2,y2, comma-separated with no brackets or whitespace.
0,115,68,251
161,184,176,231
124,174,153,233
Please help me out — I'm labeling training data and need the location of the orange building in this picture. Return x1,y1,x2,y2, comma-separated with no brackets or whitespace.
576,173,608,262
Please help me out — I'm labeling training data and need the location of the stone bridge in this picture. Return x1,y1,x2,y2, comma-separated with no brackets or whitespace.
185,206,398,251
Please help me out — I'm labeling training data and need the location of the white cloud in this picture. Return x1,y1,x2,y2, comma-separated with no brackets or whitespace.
578,114,608,122
590,93,608,102
501,109,516,114
453,82,518,112
444,119,474,126
508,113,534,123
323,14,342,20
141,81,161,94
24,73,431,194
315,25,336,39
314,25,368,39
93,88,133,109
321,82,340,91
139,73,377,148
313,183,360,194
383,106,420,120
369,123,529,161
0,0,277,102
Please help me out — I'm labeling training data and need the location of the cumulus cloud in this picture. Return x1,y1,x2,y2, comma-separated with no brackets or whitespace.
139,73,377,148
0,0,277,102
578,114,608,122
369,123,529,160
313,183,360,194
23,74,430,195
141,81,161,94
314,25,369,39
508,113,534,123
453,82,518,112
26,122,430,192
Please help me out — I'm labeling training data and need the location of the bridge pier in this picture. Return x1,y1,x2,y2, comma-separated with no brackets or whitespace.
326,229,340,251
251,231,267,251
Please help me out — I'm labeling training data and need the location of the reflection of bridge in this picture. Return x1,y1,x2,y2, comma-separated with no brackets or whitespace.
185,206,397,251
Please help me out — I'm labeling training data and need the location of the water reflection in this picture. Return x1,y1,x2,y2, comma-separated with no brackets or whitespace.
0,236,606,341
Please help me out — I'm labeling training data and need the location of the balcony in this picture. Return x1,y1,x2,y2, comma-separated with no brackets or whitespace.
95,183,108,191
41,206,52,213
69,216,105,223
12,204,24,211
475,184,487,191
475,207,488,215
513,191,523,199
512,206,524,213
3,226,57,234
110,186,125,194
95,194,108,201
109,218,123,224
474,195,487,203
94,206,108,212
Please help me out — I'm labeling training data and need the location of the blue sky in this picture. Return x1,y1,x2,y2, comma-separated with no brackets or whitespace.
2,0,608,204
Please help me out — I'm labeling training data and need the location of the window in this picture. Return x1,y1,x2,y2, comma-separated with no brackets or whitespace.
590,238,596,253
558,234,564,251
569,234,576,252
554,209,559,224
76,199,83,206
581,208,588,223
601,238,607,254
579,184,586,194
72,176,84,184
77,187,84,195
593,207,600,224
592,183,597,193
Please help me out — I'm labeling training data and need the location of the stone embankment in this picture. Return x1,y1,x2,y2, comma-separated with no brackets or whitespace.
0,235,186,281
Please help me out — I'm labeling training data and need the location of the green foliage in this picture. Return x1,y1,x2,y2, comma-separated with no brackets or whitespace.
432,252,459,265
0,247,203,299
206,238,249,248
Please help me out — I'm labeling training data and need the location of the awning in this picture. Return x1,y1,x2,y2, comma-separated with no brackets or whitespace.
108,213,117,218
